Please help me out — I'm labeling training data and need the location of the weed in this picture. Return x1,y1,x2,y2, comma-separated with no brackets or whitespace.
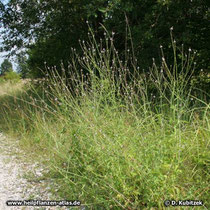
0,31,209,209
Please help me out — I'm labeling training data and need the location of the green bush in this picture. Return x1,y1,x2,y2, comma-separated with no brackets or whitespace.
0,77,6,84
3,71,21,83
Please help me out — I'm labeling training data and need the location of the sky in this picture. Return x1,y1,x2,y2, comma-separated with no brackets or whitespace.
0,28,6,66
0,28,16,70
0,0,7,66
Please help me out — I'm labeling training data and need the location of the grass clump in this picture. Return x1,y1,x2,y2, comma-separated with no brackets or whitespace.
0,31,209,209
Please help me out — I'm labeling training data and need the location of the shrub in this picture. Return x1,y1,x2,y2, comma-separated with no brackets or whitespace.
3,71,21,83
0,77,6,84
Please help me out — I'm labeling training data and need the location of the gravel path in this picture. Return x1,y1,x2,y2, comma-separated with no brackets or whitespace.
0,83,80,210
0,132,61,210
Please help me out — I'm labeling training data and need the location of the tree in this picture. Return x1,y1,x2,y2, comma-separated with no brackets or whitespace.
0,0,209,78
16,53,29,78
0,59,13,76
0,0,90,76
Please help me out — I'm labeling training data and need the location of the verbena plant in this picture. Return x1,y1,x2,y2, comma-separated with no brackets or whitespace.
0,28,209,209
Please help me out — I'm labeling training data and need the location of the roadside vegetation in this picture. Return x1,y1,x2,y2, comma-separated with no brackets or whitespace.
0,32,209,209
0,58,21,85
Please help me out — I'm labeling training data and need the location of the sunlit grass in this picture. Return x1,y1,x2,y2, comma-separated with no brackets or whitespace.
0,80,24,96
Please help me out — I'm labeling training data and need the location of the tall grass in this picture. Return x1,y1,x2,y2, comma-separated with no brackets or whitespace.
0,30,209,209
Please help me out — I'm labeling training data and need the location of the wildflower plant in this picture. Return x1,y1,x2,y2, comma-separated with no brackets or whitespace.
0,27,209,209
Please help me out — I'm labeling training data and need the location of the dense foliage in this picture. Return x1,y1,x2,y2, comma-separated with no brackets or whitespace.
2,71,20,82
16,53,29,78
0,0,209,77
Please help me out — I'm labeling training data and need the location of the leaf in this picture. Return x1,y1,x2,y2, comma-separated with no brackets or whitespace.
98,8,107,13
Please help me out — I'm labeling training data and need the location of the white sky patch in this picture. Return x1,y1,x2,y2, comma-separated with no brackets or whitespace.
0,28,6,66
0,28,17,71
0,0,18,70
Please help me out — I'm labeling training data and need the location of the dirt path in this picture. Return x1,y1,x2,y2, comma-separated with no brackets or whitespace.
0,82,72,209
0,132,57,210
0,81,59,209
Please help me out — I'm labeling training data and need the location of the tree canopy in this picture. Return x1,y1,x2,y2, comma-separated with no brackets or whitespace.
16,52,28,78
0,0,209,77
0,59,13,75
